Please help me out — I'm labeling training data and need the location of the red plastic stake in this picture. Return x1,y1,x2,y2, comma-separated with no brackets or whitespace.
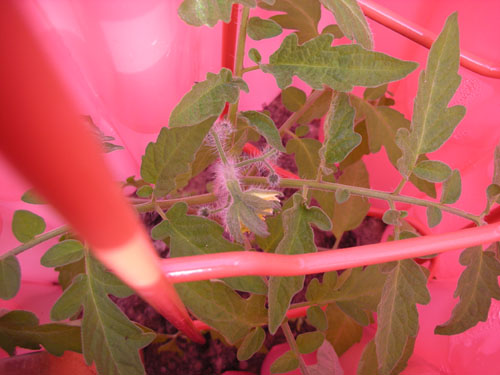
0,1,204,344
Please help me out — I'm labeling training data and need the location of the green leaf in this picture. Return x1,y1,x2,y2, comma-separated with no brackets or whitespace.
241,111,285,152
176,281,267,344
382,209,400,226
320,0,373,49
331,160,370,238
51,254,153,375
306,271,338,303
396,13,466,178
295,125,310,137
308,341,344,375
335,189,350,203
0,310,81,356
151,202,267,294
260,0,321,44
364,84,388,100
12,210,46,243
441,169,461,204
426,206,442,228
307,306,328,331
21,189,45,204
237,326,266,361
0,256,21,300
261,33,417,91
247,16,282,40
375,259,430,375
435,246,500,335
249,48,262,63
178,0,256,27
325,303,363,356
41,240,84,268
268,194,331,333
298,89,333,125
281,86,306,112
270,350,299,374
357,340,378,375
140,120,213,197
55,258,85,291
286,137,322,179
136,185,153,198
297,331,324,354
349,97,436,197
413,160,452,183
321,92,360,164
169,68,248,127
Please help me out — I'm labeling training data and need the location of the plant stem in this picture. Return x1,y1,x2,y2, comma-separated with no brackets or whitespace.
241,176,482,225
228,6,250,126
242,65,259,74
236,149,277,168
134,193,216,213
279,89,326,135
1,225,69,259
210,130,230,165
393,178,407,195
281,321,310,375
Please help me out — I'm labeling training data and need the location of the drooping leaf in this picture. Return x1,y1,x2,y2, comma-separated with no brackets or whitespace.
237,326,266,361
151,202,267,294
286,137,322,179
281,86,306,112
297,331,325,354
268,194,331,333
307,306,328,331
396,13,466,178
41,240,84,268
331,160,370,238
321,92,360,164
141,119,213,197
413,160,452,183
364,84,388,100
12,210,46,243
51,254,153,375
426,206,442,228
325,303,363,356
260,0,321,44
21,189,45,204
248,16,282,40
0,310,81,356
170,68,248,127
349,97,436,197
441,169,461,204
435,246,500,335
307,341,344,375
0,256,21,300
249,48,262,63
178,0,256,27
320,0,373,49
261,34,417,91
241,111,285,151
270,350,299,374
375,259,430,375
176,281,267,344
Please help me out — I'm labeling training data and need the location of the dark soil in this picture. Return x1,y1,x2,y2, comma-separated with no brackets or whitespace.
115,94,387,374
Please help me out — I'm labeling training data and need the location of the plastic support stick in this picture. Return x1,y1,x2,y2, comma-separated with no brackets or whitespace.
0,1,203,344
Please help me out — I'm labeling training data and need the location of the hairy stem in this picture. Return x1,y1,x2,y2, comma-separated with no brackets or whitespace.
210,129,230,165
281,321,310,375
228,6,250,126
1,225,69,259
242,65,259,74
236,149,277,168
279,89,326,135
242,176,482,225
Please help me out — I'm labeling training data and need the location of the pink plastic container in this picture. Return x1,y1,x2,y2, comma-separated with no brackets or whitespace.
2,1,500,373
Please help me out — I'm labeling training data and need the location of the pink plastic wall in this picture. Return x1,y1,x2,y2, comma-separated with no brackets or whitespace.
1,0,500,373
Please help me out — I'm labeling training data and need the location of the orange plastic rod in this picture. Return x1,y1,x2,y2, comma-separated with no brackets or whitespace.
161,222,500,282
0,1,203,344
358,0,500,79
